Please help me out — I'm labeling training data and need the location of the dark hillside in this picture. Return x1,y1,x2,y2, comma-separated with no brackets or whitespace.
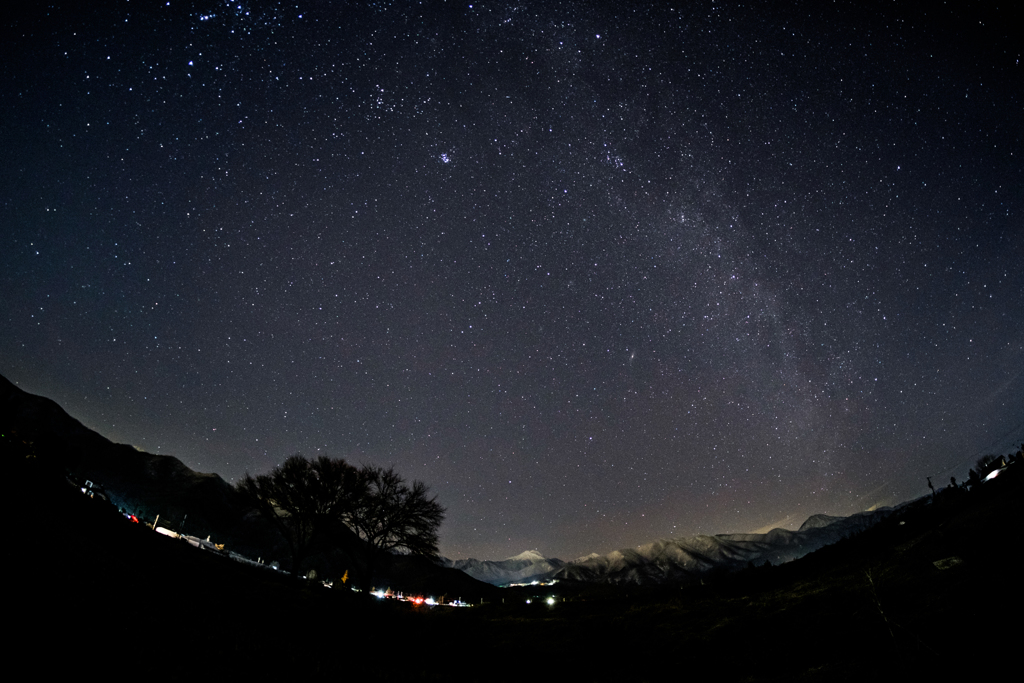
8,456,434,678
425,468,1024,680
9,452,1022,680
2,374,499,598
5,372,1022,679
0,374,266,550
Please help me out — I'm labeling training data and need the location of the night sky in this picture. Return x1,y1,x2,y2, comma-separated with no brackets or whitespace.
3,1,1022,560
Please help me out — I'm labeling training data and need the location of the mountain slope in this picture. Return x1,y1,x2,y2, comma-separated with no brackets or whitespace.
1,373,263,549
439,549,566,585
552,508,894,585
441,509,897,587
1,373,497,599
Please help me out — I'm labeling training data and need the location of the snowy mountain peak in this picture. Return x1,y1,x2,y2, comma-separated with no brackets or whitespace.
440,551,567,586
571,552,601,564
798,514,845,531
506,549,548,562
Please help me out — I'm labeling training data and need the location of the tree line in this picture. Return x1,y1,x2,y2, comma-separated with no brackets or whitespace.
236,455,444,589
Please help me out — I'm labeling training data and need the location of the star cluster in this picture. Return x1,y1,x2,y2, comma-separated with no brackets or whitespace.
2,1,1021,559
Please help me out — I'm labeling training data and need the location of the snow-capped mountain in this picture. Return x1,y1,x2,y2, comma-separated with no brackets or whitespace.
438,549,567,586
555,508,894,584
445,508,896,586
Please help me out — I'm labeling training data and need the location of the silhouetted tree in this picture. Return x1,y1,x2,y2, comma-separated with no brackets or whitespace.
347,464,445,589
237,457,444,588
237,455,365,577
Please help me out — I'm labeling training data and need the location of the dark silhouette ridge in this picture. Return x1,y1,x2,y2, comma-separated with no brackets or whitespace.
0,373,269,552
5,373,1024,680
0,373,492,598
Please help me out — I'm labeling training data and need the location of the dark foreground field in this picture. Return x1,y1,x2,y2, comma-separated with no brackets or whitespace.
9,458,1022,681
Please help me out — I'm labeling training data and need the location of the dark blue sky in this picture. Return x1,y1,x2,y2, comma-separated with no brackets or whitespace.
3,0,1022,560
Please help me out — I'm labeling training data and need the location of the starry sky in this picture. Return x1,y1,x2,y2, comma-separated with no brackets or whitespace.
3,1,1022,560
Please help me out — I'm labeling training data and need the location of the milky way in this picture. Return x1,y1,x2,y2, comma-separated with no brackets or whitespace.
3,1,1022,559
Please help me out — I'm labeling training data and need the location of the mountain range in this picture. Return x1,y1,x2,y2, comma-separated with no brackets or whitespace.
439,549,568,585
442,507,896,586
4,373,895,588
